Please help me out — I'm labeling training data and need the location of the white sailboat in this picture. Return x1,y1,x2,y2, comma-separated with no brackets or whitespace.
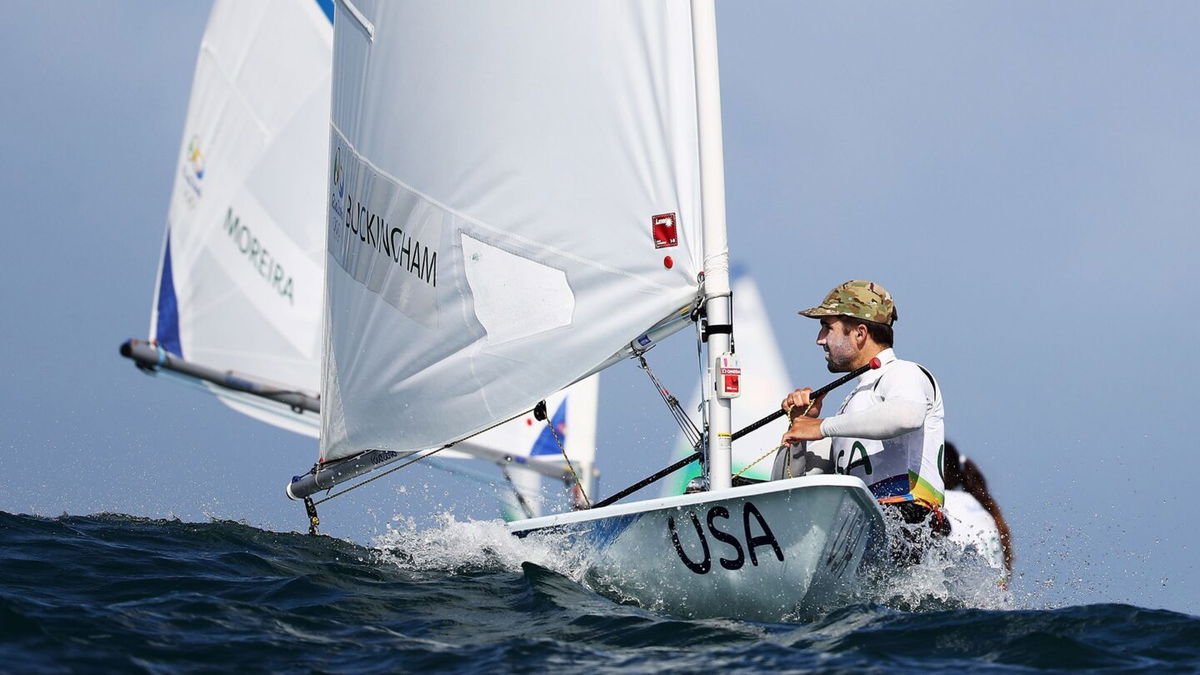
304,0,887,620
122,0,598,518
122,0,334,437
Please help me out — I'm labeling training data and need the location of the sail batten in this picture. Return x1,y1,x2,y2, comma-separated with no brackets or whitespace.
322,1,709,462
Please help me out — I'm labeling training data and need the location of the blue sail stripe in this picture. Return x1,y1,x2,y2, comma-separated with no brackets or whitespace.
155,234,183,357
315,0,334,24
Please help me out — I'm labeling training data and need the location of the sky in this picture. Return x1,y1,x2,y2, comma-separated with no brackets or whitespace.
2,1,1199,614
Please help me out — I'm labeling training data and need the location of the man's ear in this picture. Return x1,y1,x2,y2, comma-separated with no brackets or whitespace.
853,322,869,346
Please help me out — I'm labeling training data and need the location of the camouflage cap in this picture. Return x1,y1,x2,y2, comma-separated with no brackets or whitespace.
798,280,898,326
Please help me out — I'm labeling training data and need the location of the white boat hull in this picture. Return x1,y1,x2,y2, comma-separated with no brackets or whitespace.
508,475,887,621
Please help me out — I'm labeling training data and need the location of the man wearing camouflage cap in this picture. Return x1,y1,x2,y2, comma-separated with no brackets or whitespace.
773,280,948,542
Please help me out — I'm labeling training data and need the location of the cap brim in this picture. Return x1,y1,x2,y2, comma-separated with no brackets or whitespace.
797,306,840,318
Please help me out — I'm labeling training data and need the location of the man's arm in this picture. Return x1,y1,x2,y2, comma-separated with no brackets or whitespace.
781,398,925,445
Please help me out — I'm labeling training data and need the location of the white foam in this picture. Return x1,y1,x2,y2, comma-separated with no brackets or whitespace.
863,516,1013,611
370,512,593,582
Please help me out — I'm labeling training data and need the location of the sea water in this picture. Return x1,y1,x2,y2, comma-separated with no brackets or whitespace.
3,511,1198,673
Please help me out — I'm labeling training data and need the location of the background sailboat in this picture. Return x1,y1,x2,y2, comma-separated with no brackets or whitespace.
122,0,596,518
131,0,333,437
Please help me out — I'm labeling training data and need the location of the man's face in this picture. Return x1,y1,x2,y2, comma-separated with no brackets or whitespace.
816,316,857,373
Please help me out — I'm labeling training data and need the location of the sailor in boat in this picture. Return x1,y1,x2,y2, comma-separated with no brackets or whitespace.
772,280,949,560
943,440,1014,577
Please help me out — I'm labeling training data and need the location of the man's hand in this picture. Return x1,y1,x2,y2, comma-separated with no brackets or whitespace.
781,387,825,419
781,416,824,446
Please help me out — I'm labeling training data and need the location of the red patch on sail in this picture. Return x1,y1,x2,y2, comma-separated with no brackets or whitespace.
652,213,678,249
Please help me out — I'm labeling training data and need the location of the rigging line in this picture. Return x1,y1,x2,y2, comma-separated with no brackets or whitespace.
538,405,590,508
312,445,453,506
637,353,702,448
643,353,700,441
732,400,815,480
692,315,708,471
734,442,786,480
308,402,564,505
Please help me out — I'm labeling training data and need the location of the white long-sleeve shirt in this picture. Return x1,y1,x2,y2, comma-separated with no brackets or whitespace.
818,348,945,506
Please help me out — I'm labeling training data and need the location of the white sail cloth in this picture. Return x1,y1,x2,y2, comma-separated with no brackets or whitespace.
151,0,333,436
322,1,706,461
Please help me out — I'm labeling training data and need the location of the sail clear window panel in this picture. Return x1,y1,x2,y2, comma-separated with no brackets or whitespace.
461,234,575,346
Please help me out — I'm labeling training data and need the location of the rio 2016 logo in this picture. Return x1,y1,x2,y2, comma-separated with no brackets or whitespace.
328,146,347,247
331,147,345,201
186,135,205,180
181,134,205,204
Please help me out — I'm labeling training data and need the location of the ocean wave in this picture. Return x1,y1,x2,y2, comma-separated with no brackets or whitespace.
1,511,1197,673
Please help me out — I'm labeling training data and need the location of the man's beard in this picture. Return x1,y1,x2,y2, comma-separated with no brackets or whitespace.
825,350,852,373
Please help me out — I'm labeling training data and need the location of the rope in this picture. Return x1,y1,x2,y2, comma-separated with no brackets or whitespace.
308,404,544,507
541,411,591,508
731,399,817,480
637,353,702,449
732,442,786,480
312,446,452,506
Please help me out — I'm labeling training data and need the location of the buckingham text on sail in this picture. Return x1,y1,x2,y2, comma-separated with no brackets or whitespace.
340,197,437,288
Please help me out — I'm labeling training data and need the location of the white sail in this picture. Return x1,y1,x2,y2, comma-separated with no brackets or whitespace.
662,270,794,494
150,0,334,437
322,1,706,462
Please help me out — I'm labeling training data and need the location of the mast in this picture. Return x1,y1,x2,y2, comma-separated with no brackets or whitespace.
691,0,734,491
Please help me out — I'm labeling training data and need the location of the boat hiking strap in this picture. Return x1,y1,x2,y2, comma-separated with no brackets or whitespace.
636,353,702,450
500,467,536,520
533,400,591,508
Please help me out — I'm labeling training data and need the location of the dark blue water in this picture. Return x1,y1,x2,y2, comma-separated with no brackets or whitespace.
3,511,1198,673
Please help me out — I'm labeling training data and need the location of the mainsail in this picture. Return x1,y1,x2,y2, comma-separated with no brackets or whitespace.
322,1,710,463
143,0,334,436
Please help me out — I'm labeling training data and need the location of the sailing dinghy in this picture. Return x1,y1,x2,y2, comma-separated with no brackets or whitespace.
301,0,887,620
121,0,598,517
